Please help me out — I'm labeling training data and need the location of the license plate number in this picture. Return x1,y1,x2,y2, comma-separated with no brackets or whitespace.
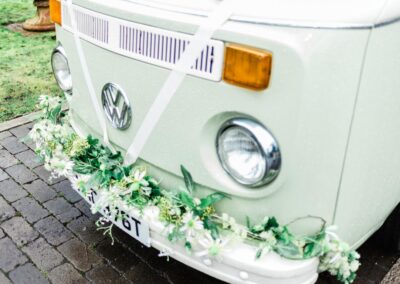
74,187,151,247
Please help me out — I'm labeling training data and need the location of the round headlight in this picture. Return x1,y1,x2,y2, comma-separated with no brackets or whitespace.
216,118,281,187
51,46,72,94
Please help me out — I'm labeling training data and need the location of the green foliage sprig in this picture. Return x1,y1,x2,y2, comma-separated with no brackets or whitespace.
29,96,360,283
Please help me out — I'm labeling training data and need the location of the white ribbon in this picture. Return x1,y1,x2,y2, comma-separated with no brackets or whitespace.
124,0,237,165
66,0,114,151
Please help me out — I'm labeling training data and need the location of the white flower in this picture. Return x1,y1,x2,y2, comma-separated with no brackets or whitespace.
132,168,146,182
39,95,61,109
29,126,42,142
259,230,277,246
180,212,203,240
232,226,248,239
38,95,50,108
143,206,160,223
92,191,114,214
141,186,152,196
71,175,90,191
49,156,74,177
221,213,236,229
193,198,201,206
44,161,52,172
196,233,230,260
349,260,360,272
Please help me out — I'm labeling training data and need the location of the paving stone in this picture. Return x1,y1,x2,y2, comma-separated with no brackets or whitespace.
0,196,15,222
57,238,101,272
9,123,34,139
12,197,49,224
0,237,28,272
0,136,28,155
95,240,140,273
0,149,19,169
0,272,12,284
382,258,400,283
0,131,12,140
15,150,43,169
33,166,65,185
112,250,141,274
43,197,81,223
24,140,36,151
57,207,81,223
113,228,151,258
75,199,93,217
53,180,82,203
86,264,130,284
67,216,106,244
23,180,57,203
48,263,89,284
8,263,49,284
163,259,221,284
43,197,72,215
1,217,39,246
5,164,37,185
34,216,73,246
0,179,28,202
0,168,8,181
126,262,169,284
22,238,63,272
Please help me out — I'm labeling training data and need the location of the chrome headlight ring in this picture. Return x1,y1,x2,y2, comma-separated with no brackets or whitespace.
51,45,73,95
216,118,281,187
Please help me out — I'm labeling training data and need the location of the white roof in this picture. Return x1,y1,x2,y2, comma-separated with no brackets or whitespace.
126,0,400,28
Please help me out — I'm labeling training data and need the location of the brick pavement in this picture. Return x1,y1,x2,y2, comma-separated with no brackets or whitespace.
0,122,222,284
0,121,398,284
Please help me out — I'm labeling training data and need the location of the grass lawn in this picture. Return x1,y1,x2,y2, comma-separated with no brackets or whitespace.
0,0,60,123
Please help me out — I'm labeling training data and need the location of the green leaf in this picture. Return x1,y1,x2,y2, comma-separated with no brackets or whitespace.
178,191,195,209
246,216,251,229
274,241,303,259
150,186,161,198
87,135,99,147
86,171,103,189
73,161,95,174
255,248,263,259
185,241,192,251
303,242,322,258
167,226,183,242
47,104,62,123
203,217,219,239
275,226,293,244
199,192,226,209
264,217,279,231
180,165,194,193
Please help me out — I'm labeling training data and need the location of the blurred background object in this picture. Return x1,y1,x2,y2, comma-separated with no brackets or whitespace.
22,0,54,31
0,0,59,123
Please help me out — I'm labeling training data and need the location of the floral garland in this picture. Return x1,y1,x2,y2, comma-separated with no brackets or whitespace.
30,95,360,283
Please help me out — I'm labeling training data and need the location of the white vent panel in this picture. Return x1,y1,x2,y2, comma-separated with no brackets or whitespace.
61,3,224,81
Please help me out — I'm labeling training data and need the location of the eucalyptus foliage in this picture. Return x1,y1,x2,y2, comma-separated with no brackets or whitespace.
30,96,360,283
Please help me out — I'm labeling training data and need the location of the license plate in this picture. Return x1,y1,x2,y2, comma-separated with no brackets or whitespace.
73,186,151,247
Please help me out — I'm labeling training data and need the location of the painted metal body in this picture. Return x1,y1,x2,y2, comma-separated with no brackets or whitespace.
57,0,400,282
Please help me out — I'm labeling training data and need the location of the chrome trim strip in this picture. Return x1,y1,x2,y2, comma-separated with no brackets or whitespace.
373,16,400,28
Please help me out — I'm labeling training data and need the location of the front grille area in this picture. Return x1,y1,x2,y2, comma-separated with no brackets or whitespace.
62,5,110,44
119,25,216,75
61,3,224,81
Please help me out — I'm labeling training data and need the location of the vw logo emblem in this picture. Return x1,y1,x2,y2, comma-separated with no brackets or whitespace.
101,83,132,130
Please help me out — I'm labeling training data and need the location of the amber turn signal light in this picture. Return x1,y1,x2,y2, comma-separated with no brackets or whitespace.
50,0,62,25
223,44,272,91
